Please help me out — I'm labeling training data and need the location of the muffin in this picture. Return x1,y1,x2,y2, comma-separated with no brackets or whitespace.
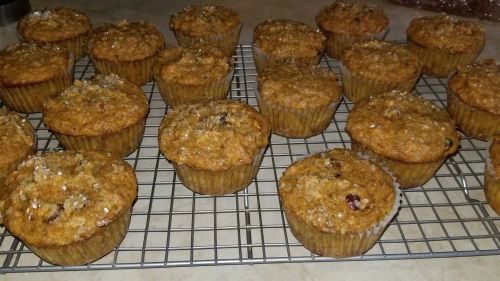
257,64,340,138
17,7,92,60
316,1,389,59
485,137,500,215
447,59,499,141
346,91,460,188
87,20,165,85
340,40,422,103
159,100,270,195
43,74,149,157
153,45,233,107
0,43,73,113
406,14,485,77
170,5,242,57
2,150,137,265
252,19,326,74
279,148,400,258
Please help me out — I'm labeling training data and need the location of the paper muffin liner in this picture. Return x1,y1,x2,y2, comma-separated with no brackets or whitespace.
172,148,266,195
252,45,323,75
485,140,500,215
55,33,89,61
90,53,157,86
282,151,402,258
156,67,234,107
322,28,388,59
351,140,446,188
53,118,146,158
447,87,500,141
173,23,242,57
339,61,420,103
407,40,481,77
255,86,340,138
27,208,131,266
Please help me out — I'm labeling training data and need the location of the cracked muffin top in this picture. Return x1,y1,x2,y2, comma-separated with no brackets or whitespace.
170,5,241,37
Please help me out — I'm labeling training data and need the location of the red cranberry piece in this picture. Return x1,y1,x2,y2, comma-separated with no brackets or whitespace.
346,193,361,211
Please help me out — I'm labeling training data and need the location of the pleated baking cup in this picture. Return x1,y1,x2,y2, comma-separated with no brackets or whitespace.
339,61,420,103
351,140,447,188
172,148,266,195
52,118,146,158
173,23,242,57
407,41,481,77
55,33,88,61
485,140,500,215
90,53,158,86
26,208,132,266
447,88,500,141
282,167,401,258
323,28,388,59
252,45,323,75
256,88,340,138
156,67,234,107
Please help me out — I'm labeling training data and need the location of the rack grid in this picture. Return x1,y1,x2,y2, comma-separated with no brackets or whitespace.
1,45,499,274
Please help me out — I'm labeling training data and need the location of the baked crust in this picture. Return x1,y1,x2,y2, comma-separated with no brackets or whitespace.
491,138,500,177
346,91,459,163
170,5,241,37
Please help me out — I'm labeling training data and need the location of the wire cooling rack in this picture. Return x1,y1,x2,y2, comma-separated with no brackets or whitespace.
1,45,499,274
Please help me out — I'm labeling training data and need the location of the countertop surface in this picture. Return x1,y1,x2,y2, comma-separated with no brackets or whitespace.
1,0,499,280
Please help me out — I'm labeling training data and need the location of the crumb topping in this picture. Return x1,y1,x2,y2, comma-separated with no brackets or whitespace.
449,59,500,114
279,149,395,233
17,7,91,42
43,74,149,136
159,100,270,171
3,151,137,246
316,1,388,35
170,5,241,37
258,64,340,109
407,14,485,53
88,20,165,61
0,43,71,86
341,40,421,82
253,19,325,59
346,91,459,163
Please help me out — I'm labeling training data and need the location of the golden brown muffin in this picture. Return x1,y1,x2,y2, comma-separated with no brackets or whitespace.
257,64,340,138
2,150,137,265
159,100,270,195
316,1,389,58
252,19,326,74
43,74,149,157
447,59,500,141
485,137,500,215
87,20,166,85
279,148,400,258
346,91,460,188
17,7,92,60
154,45,233,107
406,14,485,77
170,5,242,56
340,40,422,102
0,43,73,113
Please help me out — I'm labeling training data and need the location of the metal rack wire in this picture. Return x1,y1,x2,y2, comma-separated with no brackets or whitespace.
1,45,499,273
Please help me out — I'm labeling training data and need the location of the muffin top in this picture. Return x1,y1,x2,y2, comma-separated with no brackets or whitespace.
258,64,340,109
43,74,148,136
448,59,500,115
279,149,396,233
159,100,270,171
3,151,137,246
346,91,460,163
156,46,231,86
170,5,241,37
490,137,500,177
0,43,71,86
407,15,485,53
17,7,91,42
341,40,421,82
316,1,388,35
87,20,165,61
253,19,326,60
